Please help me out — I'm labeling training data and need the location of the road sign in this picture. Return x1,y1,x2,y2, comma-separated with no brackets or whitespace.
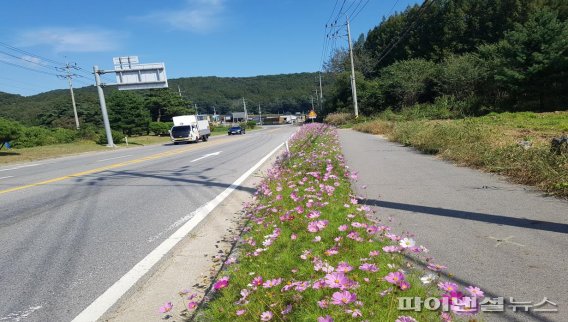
308,110,317,119
113,56,168,90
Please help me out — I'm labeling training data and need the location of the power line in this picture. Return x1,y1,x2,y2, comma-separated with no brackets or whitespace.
0,41,66,67
351,0,371,22
374,0,434,66
0,58,61,77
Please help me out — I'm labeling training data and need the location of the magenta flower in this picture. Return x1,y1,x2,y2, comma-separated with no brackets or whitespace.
317,299,329,308
384,271,405,285
325,272,348,288
307,210,321,218
338,224,348,231
291,233,297,240
260,311,273,321
465,286,484,298
359,263,379,272
251,276,263,287
281,304,292,315
331,290,357,305
438,282,459,292
336,261,353,273
263,278,282,288
382,245,402,253
399,280,411,291
236,309,246,316
187,301,198,309
346,309,362,317
427,263,447,271
213,276,229,290
159,301,173,313
395,316,418,322
369,250,380,256
317,316,333,322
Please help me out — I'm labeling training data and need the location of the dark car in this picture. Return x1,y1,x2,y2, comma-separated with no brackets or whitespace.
228,126,245,135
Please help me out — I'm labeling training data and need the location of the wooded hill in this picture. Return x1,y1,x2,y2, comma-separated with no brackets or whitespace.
324,0,568,117
0,72,321,127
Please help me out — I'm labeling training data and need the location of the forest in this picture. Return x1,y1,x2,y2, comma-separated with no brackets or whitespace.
323,0,567,117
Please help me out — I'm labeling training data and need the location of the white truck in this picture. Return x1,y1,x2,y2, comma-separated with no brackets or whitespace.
170,115,211,144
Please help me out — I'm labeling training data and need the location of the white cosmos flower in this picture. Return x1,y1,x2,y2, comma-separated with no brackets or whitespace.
420,274,437,284
399,237,416,248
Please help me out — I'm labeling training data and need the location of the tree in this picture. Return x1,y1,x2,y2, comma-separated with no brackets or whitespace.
107,91,150,136
480,8,568,110
0,117,21,143
379,59,438,108
144,89,192,122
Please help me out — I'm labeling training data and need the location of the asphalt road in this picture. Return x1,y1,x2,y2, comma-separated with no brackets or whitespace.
339,129,568,322
0,125,296,322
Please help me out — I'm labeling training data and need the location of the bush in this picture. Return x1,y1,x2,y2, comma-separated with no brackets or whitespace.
77,125,102,142
149,122,172,136
323,112,354,126
97,130,125,145
245,120,256,129
0,118,22,143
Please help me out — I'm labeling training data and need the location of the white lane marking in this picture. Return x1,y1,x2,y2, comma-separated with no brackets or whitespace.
0,164,41,172
190,151,222,163
147,208,196,243
96,155,132,162
71,142,284,322
0,305,43,321
0,176,14,180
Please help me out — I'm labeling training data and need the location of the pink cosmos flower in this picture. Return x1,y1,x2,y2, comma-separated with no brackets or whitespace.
395,316,418,322
384,271,405,285
260,311,273,321
346,309,362,317
369,250,380,257
427,263,447,271
438,282,459,292
317,316,333,322
213,276,229,290
291,233,297,240
295,206,304,214
263,278,282,288
338,224,348,231
187,301,198,309
325,272,348,288
359,263,379,272
312,279,326,289
465,286,484,298
236,309,246,316
307,210,321,219
317,299,329,308
159,301,173,313
251,276,263,287
399,280,411,291
382,245,402,253
331,290,357,305
336,261,353,273
313,236,322,242
399,237,416,248
281,304,292,315
325,247,339,256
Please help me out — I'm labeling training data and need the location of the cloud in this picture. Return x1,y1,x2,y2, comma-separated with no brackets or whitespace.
134,0,226,33
17,27,123,52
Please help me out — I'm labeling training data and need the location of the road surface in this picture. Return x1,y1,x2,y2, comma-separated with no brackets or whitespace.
339,129,568,322
0,125,295,322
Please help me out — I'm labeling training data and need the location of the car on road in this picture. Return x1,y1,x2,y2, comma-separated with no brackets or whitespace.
228,126,245,135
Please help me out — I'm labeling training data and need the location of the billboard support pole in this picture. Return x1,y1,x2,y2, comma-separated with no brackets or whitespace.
93,65,115,147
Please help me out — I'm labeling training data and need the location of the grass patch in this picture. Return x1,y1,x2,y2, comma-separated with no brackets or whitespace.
163,124,484,322
353,111,568,197
0,135,172,165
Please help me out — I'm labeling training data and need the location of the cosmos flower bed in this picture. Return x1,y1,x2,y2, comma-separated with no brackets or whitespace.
181,124,483,321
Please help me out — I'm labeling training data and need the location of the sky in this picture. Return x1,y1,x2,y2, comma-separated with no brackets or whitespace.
0,0,419,96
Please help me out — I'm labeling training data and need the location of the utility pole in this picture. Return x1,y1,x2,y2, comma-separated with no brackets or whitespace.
177,85,182,97
57,63,80,129
258,103,262,126
319,72,323,111
93,65,114,147
194,103,198,115
346,16,359,118
242,97,248,122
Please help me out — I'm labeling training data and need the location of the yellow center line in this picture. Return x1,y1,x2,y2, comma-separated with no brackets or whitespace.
0,137,229,196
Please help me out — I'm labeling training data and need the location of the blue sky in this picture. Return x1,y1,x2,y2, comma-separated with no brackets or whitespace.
0,0,418,96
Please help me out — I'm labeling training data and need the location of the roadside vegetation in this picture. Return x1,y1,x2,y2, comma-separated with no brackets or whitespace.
165,124,485,322
352,111,568,198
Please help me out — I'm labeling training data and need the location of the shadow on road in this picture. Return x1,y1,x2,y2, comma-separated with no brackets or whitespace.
362,199,568,234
